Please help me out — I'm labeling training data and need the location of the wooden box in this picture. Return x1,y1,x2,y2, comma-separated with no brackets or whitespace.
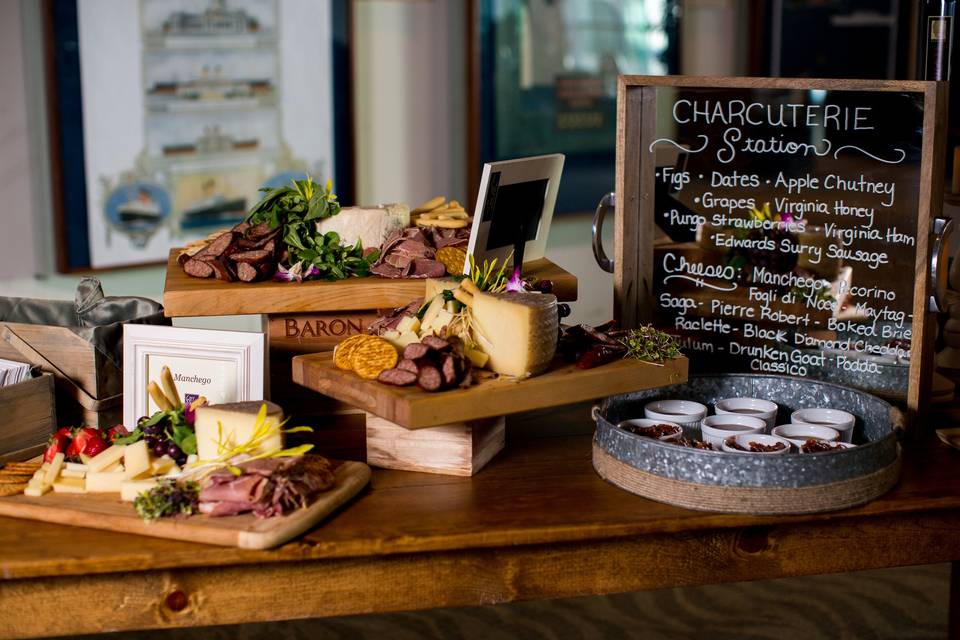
0,373,57,462
0,326,121,429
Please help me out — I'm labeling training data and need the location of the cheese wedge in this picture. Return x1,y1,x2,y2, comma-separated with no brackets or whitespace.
121,479,159,502
470,291,558,377
88,445,126,472
194,401,284,461
396,315,421,334
316,203,410,250
86,471,125,493
123,440,151,480
52,477,85,494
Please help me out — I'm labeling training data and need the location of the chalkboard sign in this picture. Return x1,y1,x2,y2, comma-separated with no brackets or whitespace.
612,77,948,414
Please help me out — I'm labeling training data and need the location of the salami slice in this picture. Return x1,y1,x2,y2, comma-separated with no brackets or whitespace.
417,365,443,391
403,343,431,360
378,368,418,386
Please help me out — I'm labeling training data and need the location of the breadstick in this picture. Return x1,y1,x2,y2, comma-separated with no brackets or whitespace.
412,196,445,213
160,366,182,409
415,218,469,229
148,382,173,411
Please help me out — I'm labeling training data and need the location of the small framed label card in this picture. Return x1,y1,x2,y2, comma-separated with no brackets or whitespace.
123,325,266,426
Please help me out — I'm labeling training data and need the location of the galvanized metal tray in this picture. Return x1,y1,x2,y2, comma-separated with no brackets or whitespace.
592,374,904,514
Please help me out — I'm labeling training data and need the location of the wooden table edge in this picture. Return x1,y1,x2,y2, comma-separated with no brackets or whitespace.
3,508,960,638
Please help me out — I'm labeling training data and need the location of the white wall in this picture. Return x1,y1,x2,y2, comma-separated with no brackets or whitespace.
0,1,38,279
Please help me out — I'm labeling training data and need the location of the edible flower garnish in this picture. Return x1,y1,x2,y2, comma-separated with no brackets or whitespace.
505,266,525,292
134,479,200,523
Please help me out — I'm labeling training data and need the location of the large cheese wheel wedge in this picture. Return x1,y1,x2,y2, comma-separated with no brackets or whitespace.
470,291,558,377
194,401,284,461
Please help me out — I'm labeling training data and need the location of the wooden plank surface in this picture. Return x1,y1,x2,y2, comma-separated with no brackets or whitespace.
0,461,370,550
292,353,689,428
163,250,579,317
3,403,960,637
3,403,960,582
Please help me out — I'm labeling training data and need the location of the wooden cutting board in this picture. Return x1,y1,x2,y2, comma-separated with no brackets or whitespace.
163,250,578,317
292,353,689,429
0,461,370,550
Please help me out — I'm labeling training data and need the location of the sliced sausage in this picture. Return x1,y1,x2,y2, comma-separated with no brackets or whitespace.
230,249,271,264
403,343,431,360
183,258,213,278
441,354,458,386
237,262,259,282
245,222,275,239
202,231,237,257
417,365,443,391
397,359,419,374
422,335,451,351
378,368,418,386
208,259,235,282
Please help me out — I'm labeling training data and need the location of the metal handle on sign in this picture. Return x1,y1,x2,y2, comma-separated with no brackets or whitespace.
592,192,615,273
929,216,953,312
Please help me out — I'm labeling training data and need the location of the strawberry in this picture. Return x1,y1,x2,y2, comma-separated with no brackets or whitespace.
83,434,109,458
66,427,101,461
106,424,129,443
43,427,72,463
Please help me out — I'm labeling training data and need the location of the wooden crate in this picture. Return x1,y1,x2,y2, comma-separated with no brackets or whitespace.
0,326,121,429
0,373,57,462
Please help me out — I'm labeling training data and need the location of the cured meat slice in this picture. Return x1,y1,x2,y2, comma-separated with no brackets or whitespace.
440,354,458,386
421,335,450,351
396,358,419,373
230,250,271,264
237,262,259,282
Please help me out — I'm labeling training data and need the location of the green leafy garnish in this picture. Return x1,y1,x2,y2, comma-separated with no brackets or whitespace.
619,326,682,363
134,479,200,523
247,176,378,281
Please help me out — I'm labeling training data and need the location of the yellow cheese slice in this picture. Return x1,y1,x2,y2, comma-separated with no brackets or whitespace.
88,445,126,472
85,471,125,493
121,479,159,502
52,477,85,494
43,452,65,486
123,440,151,480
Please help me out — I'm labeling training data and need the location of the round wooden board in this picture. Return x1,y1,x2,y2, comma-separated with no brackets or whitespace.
592,442,901,515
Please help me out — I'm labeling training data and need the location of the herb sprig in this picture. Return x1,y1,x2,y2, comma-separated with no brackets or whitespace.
247,176,379,280
620,326,682,364
134,479,200,522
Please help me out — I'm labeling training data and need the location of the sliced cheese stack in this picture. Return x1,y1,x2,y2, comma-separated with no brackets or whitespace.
470,291,558,377
194,401,284,460
315,203,410,250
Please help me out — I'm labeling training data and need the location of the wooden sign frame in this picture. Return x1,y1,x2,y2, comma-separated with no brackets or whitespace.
613,76,947,418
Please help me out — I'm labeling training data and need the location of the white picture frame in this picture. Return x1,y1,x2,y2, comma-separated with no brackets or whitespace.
123,325,266,427
465,153,565,272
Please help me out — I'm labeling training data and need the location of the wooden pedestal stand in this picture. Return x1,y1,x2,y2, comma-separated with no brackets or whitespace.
163,250,581,470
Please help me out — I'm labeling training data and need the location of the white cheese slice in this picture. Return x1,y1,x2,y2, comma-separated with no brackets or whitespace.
470,291,558,377
60,469,86,479
123,440,151,480
24,484,51,497
88,445,126,472
43,452,65,485
316,203,410,251
52,477,85,494
121,479,159,502
396,315,421,334
86,471,125,493
194,401,284,461
151,455,178,476
64,462,88,472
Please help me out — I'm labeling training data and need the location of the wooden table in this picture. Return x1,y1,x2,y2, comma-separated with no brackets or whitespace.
4,403,960,638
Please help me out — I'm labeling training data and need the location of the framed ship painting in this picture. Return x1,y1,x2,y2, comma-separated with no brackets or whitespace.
48,0,353,270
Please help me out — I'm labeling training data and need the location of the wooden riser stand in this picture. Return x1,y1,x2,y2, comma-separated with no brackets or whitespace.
366,415,505,476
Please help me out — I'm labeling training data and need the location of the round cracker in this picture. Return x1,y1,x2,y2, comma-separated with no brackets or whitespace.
333,334,376,370
350,338,399,380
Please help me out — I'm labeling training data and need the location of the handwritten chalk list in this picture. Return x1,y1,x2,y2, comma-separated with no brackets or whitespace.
648,86,925,396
